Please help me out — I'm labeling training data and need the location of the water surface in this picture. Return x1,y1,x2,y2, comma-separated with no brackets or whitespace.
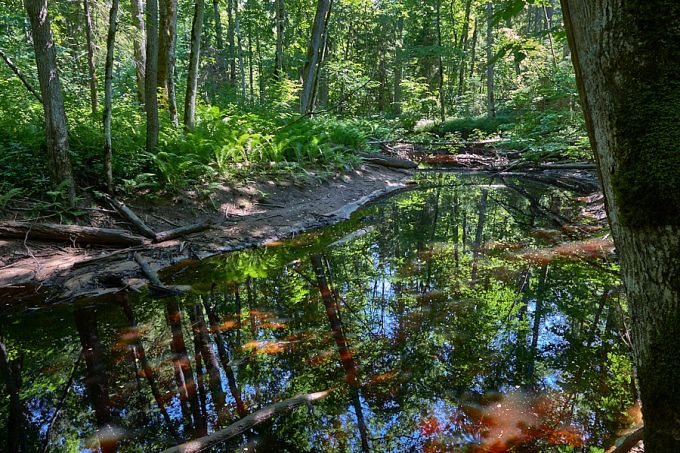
0,173,634,452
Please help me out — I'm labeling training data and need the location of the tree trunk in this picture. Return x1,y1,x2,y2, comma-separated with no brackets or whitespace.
300,0,332,114
213,0,226,78
145,0,160,152
24,0,76,204
130,0,146,105
561,1,680,449
235,16,247,97
274,0,284,79
227,0,236,83
83,0,98,116
103,0,120,194
158,0,178,126
393,15,404,114
485,2,495,118
184,0,204,130
457,0,472,97
436,0,445,121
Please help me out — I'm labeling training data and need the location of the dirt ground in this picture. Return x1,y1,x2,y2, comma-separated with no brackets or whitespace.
0,164,412,304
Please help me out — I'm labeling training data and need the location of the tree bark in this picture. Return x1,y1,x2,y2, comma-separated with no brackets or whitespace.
485,2,495,118
561,1,680,449
184,0,204,130
83,0,98,116
393,15,404,114
130,0,146,105
456,0,472,97
227,0,236,82
274,0,285,79
300,0,332,114
145,0,160,152
158,0,178,126
24,0,76,204
213,0,226,78
103,0,120,194
436,0,446,122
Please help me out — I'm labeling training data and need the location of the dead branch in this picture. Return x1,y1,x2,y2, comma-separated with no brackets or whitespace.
103,195,157,239
154,222,212,243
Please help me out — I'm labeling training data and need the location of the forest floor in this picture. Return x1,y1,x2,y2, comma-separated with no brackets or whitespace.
0,164,413,304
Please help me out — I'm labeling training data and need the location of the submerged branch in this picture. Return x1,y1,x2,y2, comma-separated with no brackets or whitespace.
161,390,332,453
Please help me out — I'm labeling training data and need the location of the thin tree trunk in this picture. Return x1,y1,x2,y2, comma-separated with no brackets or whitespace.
485,2,495,117
184,0,204,130
393,15,404,114
213,0,226,78
562,1,680,449
248,31,254,101
436,0,446,121
235,17,247,97
130,0,146,105
83,0,98,116
103,0,120,194
274,0,284,79
300,0,332,114
227,0,236,82
145,0,160,152
457,0,472,97
24,0,75,204
468,17,478,79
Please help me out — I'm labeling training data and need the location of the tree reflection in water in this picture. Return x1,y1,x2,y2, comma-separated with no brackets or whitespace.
0,174,634,452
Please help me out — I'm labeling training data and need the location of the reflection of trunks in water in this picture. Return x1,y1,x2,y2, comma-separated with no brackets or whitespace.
74,306,119,453
311,254,370,453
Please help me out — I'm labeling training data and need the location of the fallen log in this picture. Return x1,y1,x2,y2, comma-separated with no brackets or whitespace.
421,153,509,169
103,195,156,239
358,152,418,169
154,222,212,243
162,390,332,453
0,222,147,246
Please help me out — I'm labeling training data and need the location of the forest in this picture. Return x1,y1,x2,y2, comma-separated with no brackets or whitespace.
0,0,678,452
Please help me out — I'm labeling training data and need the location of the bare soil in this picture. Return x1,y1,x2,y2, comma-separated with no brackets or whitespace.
0,164,412,305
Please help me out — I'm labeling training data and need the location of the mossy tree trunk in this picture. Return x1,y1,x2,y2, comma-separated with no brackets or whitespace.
561,1,680,449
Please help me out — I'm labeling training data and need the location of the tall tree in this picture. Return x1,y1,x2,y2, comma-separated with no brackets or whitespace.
130,0,147,105
184,0,205,130
300,0,332,114
158,0,178,126
273,0,285,79
145,0,160,152
561,0,680,449
485,2,495,118
24,0,76,204
83,0,98,116
103,0,120,193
